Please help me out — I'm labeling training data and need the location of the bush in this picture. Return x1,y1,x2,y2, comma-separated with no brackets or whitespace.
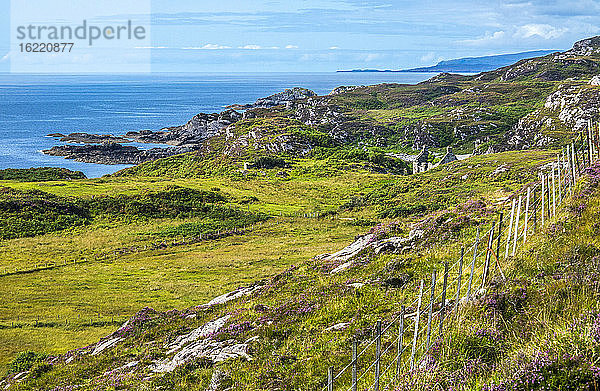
484,351,600,391
378,204,427,218
156,210,270,238
0,167,86,181
7,351,48,374
29,362,52,379
250,156,289,169
349,97,386,109
0,187,90,239
83,186,227,219
444,328,506,370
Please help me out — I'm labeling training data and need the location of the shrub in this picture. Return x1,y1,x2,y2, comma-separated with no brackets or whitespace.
0,167,86,181
7,351,48,374
250,156,288,169
444,328,506,370
83,186,227,219
0,187,90,239
484,351,600,391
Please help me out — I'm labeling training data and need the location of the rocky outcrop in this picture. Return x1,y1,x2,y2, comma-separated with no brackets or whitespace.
43,143,191,165
564,36,600,57
92,337,123,356
328,85,363,95
51,132,129,144
318,233,418,274
165,315,232,354
291,97,345,127
152,338,252,373
126,110,242,146
506,83,600,149
203,284,264,307
151,313,254,373
222,123,314,158
229,87,316,110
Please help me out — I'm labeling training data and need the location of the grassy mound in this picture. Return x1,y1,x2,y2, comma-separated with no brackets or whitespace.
0,167,86,182
0,187,89,239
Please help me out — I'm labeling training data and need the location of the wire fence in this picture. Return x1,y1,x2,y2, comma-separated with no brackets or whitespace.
0,313,127,330
323,123,600,391
0,220,281,277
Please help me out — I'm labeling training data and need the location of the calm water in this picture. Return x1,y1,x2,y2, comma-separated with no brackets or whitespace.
0,72,436,177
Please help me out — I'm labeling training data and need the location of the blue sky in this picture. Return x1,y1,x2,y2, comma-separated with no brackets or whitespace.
2,0,600,72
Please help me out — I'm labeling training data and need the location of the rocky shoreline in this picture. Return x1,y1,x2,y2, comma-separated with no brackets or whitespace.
41,87,318,166
43,143,193,165
40,38,600,167
48,132,130,144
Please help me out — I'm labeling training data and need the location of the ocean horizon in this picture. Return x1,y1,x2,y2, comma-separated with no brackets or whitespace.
0,72,439,178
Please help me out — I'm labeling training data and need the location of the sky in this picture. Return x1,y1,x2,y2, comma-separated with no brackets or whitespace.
1,0,600,72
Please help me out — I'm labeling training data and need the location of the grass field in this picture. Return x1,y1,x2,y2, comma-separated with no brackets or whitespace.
0,150,560,375
0,170,384,370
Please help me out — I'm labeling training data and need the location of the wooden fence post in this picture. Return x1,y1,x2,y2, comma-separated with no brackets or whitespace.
512,196,522,257
547,175,552,220
396,306,405,378
495,212,503,263
425,271,436,350
523,187,531,244
557,154,562,203
410,280,424,370
438,262,449,339
466,229,479,300
565,146,572,195
352,339,358,391
533,187,537,232
505,200,515,258
597,121,600,160
572,142,577,181
482,222,495,287
454,248,464,313
566,145,571,194
551,165,556,217
375,320,382,391
575,138,582,176
587,120,593,166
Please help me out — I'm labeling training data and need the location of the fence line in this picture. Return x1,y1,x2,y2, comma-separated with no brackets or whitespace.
323,125,600,390
0,220,284,277
0,313,127,329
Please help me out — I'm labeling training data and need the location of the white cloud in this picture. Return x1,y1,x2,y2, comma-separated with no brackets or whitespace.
237,45,281,50
459,31,506,46
516,24,568,39
459,24,569,48
420,51,443,64
183,44,232,50
285,45,299,49
0,52,10,62
239,45,262,50
362,53,382,62
329,46,340,50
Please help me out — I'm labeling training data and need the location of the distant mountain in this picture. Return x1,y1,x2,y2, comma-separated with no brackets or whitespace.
338,50,559,73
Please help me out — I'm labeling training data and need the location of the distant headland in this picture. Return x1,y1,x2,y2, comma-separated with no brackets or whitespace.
337,49,559,73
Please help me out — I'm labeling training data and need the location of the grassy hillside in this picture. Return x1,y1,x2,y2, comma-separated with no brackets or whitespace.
0,168,388,371
0,149,577,390
4,37,600,390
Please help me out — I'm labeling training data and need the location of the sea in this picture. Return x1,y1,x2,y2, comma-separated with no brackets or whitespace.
0,72,436,178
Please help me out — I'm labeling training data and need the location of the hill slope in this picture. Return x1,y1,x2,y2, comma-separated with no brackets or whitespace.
402,50,558,73
101,36,600,179
3,36,600,391
7,149,600,390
